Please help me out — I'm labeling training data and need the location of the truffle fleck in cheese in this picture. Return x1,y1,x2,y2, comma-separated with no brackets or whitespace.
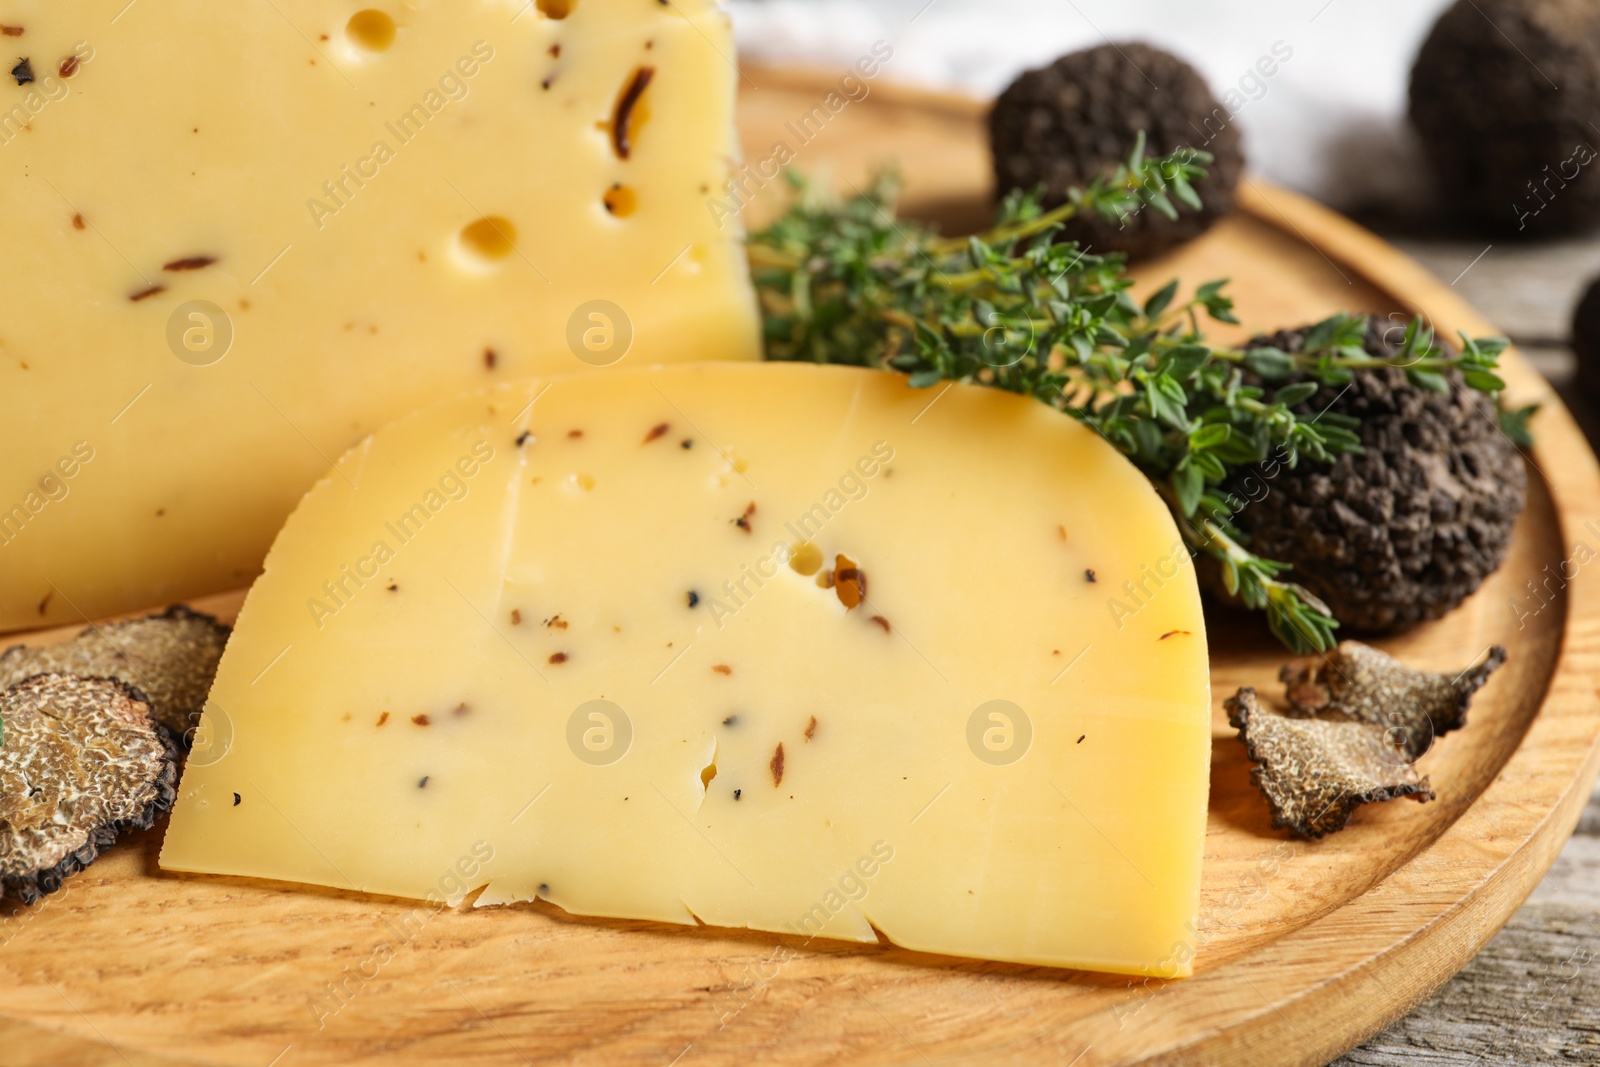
161,364,1212,976
0,0,758,628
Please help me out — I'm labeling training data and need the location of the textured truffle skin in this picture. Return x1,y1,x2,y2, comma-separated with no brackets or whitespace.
1223,320,1526,634
1410,0,1600,235
989,42,1244,261
0,674,178,904
0,604,230,742
1227,687,1433,839
1281,641,1506,760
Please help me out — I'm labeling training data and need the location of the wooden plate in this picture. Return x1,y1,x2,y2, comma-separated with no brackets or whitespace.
2,70,1599,1067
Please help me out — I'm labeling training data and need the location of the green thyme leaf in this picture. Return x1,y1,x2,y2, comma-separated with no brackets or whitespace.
745,143,1535,653
1244,347,1295,380
1273,382,1320,407
1498,403,1539,448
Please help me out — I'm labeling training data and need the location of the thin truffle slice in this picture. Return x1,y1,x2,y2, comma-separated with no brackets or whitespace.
0,604,230,742
1280,641,1507,760
0,673,179,904
1226,687,1434,839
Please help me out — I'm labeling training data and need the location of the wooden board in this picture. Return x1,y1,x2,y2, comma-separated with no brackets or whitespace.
2,70,1599,1067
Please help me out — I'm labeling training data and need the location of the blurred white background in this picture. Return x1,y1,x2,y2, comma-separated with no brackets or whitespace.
729,0,1458,212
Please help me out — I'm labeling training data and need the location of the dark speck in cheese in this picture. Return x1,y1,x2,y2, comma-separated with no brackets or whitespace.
162,255,217,272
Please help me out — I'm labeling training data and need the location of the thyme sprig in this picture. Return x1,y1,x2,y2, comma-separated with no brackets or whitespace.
748,137,1526,653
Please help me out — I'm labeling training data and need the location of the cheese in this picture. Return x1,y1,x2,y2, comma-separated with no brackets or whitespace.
0,0,758,629
162,363,1212,976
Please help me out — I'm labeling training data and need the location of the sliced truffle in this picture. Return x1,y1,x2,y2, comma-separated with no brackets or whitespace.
1227,687,1433,839
0,674,179,904
1410,0,1600,234
0,604,230,742
1213,318,1526,633
1280,641,1506,760
989,42,1243,260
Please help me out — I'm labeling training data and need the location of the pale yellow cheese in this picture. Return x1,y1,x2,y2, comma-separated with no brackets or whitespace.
0,0,758,629
162,363,1212,976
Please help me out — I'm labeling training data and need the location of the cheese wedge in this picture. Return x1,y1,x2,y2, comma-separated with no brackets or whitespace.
0,0,758,629
161,363,1213,976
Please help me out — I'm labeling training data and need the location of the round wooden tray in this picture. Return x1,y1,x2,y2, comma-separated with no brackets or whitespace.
3,70,1599,1067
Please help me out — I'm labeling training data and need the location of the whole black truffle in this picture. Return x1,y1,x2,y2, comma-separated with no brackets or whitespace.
989,42,1244,261
1218,319,1526,633
1410,0,1600,235
1572,273,1600,405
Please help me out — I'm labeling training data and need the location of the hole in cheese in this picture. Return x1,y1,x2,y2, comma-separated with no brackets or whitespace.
536,0,575,17
345,10,396,52
788,541,823,576
457,216,517,265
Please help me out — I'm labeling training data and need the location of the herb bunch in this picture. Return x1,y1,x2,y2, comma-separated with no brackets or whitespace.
747,136,1529,653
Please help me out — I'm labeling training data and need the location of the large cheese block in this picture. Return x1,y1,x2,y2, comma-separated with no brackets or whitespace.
0,0,758,629
161,363,1213,976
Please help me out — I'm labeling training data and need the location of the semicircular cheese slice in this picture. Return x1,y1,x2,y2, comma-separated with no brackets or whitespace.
161,362,1212,976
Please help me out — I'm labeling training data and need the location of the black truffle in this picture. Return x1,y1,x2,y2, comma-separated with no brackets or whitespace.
1572,273,1600,405
0,674,179,904
0,604,230,743
989,42,1244,261
1410,0,1600,235
1218,319,1526,633
1227,686,1433,839
1281,641,1506,760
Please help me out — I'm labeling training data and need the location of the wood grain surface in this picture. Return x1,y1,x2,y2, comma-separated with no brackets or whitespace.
1333,781,1600,1065
2,71,1599,1067
1335,183,1600,1067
